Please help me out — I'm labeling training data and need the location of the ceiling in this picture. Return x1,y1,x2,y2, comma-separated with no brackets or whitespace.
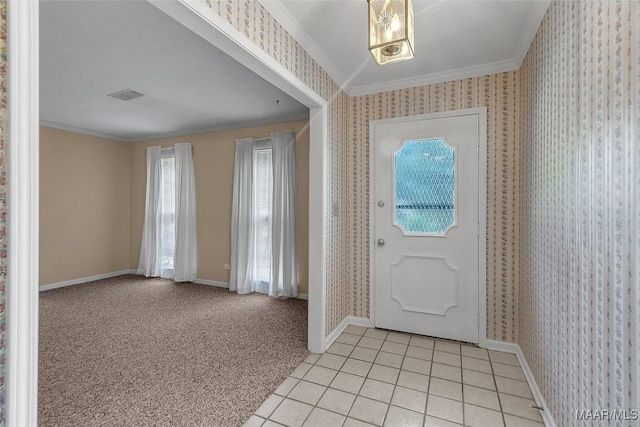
40,0,549,142
40,1,309,142
262,0,550,95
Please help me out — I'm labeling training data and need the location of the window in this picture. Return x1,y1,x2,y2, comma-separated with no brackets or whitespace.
160,151,176,278
253,147,273,292
394,138,456,235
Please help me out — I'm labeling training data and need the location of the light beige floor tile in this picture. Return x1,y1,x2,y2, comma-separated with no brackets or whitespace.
492,362,526,381
345,325,368,336
405,346,433,361
432,351,461,368
337,333,362,346
316,353,347,370
489,350,520,367
463,385,500,411
431,363,462,383
368,364,400,384
425,395,463,424
409,336,435,349
350,347,379,363
462,369,496,390
344,418,376,427
391,386,427,413
327,343,355,357
434,341,461,355
341,358,373,377
359,378,395,403
330,372,366,394
495,377,533,399
423,415,462,426
364,329,389,340
461,356,492,374
303,365,338,386
291,363,314,379
263,421,285,427
243,415,265,427
397,370,430,393
503,414,545,427
316,388,357,415
274,377,299,396
270,398,314,427
381,341,408,355
304,354,321,364
429,378,462,401
287,380,327,405
402,357,431,375
255,394,284,418
460,346,489,360
302,407,346,427
359,337,385,351
383,405,423,427
499,393,544,422
349,396,389,426
375,351,404,368
386,332,411,345
463,403,504,427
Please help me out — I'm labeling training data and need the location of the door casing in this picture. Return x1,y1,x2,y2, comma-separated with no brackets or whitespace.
368,107,488,348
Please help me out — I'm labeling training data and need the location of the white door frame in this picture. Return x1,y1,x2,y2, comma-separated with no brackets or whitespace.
368,108,487,348
7,1,328,425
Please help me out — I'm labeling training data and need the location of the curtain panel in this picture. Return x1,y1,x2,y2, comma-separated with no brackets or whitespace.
138,143,198,282
230,132,298,297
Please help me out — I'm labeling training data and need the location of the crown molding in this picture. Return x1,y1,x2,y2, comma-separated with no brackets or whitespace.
40,120,130,142
260,0,348,91
513,0,551,67
348,58,521,97
41,112,310,143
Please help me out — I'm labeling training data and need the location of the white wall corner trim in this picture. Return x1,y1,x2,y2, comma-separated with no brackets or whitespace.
486,340,557,427
39,270,137,292
512,0,551,67
323,316,370,351
6,0,40,426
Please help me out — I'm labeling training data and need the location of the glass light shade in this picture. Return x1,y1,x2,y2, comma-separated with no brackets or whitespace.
368,0,414,65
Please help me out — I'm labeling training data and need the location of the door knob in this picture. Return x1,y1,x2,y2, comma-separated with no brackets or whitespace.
377,239,385,247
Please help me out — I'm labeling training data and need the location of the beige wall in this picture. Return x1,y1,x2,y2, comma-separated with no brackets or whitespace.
129,120,310,295
40,126,131,285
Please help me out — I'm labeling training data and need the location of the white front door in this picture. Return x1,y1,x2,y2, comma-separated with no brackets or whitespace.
371,109,485,344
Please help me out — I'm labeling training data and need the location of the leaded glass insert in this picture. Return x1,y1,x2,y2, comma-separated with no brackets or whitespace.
394,138,455,234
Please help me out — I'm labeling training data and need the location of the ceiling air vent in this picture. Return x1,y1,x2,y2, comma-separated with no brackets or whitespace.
108,89,144,101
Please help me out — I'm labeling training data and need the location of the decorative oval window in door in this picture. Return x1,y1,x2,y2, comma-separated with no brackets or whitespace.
394,138,456,235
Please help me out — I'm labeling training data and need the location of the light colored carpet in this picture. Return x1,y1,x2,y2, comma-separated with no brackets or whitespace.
39,275,309,426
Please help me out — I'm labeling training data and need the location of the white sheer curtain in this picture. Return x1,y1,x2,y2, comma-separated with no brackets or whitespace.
138,146,162,277
230,138,255,294
138,143,197,282
173,143,198,282
230,132,298,297
270,131,298,297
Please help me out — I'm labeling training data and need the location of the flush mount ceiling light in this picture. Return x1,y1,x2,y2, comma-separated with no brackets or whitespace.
368,0,414,65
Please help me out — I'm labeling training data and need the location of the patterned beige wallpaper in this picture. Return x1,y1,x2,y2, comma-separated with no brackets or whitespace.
519,1,639,424
349,75,521,342
0,0,6,420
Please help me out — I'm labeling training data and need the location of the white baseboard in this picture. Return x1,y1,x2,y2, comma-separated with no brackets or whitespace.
324,316,370,350
487,340,556,427
39,269,137,291
192,278,229,288
191,279,309,302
